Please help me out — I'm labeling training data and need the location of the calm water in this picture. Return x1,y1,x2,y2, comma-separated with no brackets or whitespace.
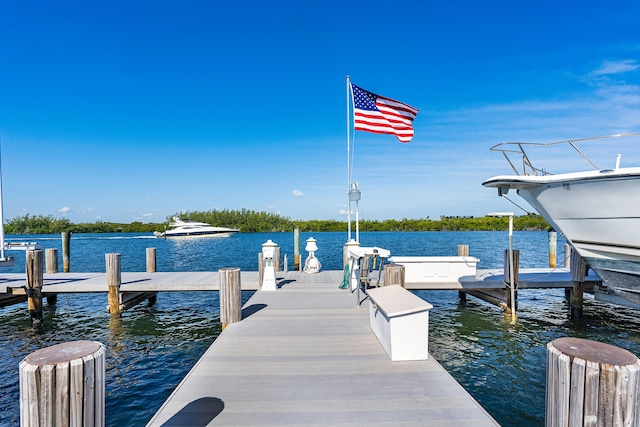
2,231,640,426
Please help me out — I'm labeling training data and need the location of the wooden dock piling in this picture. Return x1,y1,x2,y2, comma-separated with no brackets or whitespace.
26,249,44,325
106,253,121,316
44,248,58,305
20,340,106,427
458,245,469,301
546,337,640,427
45,248,58,274
219,267,241,330
144,248,159,304
294,227,300,271
383,264,405,287
569,248,588,318
257,252,264,288
61,231,70,272
146,247,156,273
106,252,157,313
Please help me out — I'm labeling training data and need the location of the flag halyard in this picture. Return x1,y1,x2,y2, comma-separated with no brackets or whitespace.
351,83,418,143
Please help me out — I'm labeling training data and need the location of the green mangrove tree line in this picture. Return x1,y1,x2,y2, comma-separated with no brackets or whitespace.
5,210,550,235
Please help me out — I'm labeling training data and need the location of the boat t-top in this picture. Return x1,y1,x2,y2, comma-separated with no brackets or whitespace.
154,217,239,238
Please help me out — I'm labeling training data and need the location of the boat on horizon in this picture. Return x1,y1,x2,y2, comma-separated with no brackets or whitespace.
154,217,239,238
482,133,640,306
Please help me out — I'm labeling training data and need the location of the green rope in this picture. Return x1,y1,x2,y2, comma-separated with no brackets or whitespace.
339,263,350,289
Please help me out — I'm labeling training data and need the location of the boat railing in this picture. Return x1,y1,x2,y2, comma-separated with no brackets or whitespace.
489,133,640,176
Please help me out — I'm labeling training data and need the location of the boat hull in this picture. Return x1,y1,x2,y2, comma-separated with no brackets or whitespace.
160,231,237,238
483,168,640,303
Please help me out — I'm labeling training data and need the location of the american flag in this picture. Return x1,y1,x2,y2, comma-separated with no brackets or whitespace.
351,83,418,143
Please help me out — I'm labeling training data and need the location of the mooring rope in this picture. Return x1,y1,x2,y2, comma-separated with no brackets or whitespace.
339,264,350,289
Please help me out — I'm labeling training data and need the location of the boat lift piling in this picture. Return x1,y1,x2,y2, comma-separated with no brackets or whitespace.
503,249,519,317
460,213,520,320
568,248,588,318
460,249,520,316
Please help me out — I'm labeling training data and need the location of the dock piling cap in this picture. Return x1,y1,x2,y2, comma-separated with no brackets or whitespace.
551,337,638,366
24,340,102,366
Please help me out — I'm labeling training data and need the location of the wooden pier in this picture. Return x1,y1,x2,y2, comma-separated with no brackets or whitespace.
0,267,589,296
147,275,500,426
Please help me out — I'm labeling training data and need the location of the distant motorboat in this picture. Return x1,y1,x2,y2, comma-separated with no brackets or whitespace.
482,133,640,305
154,217,239,238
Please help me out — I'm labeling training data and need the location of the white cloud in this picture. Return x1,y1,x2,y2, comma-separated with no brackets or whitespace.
292,189,304,197
58,207,70,213
590,59,639,76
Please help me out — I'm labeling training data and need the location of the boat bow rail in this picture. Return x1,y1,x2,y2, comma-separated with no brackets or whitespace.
488,133,640,177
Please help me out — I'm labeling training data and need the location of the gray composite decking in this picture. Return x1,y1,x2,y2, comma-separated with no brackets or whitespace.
0,267,587,295
147,277,500,426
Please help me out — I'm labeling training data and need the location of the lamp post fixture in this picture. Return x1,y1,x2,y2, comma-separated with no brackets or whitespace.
349,182,361,243
488,212,516,323
303,237,321,274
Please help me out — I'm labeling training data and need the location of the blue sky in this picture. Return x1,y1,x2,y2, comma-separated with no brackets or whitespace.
1,0,639,224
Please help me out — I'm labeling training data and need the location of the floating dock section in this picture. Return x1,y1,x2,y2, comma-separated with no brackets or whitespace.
147,277,499,426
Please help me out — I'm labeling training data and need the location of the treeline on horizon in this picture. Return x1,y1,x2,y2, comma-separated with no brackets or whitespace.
4,210,551,235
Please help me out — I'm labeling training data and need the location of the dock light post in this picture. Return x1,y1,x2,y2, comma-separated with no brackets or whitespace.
261,240,278,291
349,182,361,243
488,212,516,323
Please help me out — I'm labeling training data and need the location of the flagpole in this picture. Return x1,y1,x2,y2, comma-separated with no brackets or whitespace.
346,75,352,241
0,136,5,261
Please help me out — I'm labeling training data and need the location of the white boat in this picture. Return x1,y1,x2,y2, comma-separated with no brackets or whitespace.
482,134,640,305
154,217,239,238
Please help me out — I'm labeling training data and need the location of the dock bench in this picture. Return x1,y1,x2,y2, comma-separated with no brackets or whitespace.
367,285,433,361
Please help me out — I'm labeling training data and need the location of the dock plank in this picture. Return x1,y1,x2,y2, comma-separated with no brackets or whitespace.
147,280,499,426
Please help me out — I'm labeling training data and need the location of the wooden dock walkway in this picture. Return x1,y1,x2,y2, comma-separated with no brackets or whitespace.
0,267,591,295
0,271,263,294
146,274,499,426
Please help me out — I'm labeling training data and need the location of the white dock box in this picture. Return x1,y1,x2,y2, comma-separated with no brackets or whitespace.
367,285,433,361
388,256,479,284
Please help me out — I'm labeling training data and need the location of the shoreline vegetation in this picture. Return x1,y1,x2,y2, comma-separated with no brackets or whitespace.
5,210,551,235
